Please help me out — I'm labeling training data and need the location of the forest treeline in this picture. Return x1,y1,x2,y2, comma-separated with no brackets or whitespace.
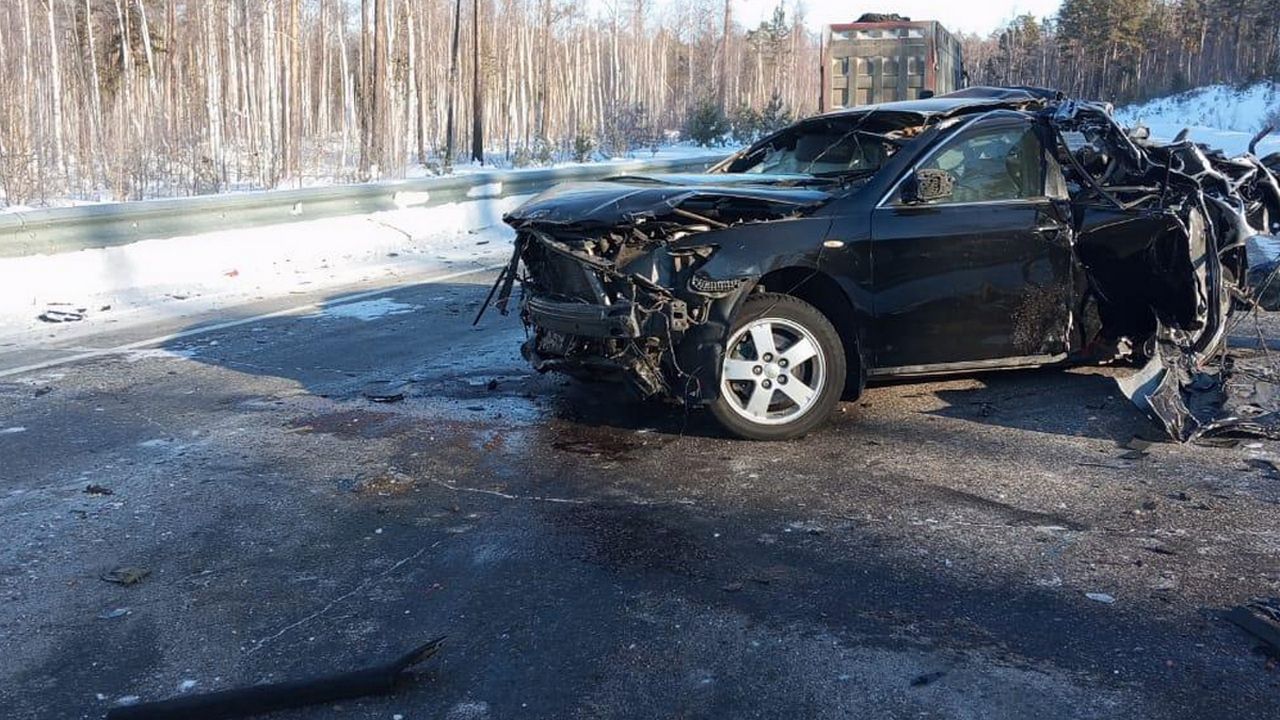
1,0,1277,205
964,0,1280,104
0,0,816,204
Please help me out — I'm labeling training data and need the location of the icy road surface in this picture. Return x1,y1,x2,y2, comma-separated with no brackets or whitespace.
1,269,1279,719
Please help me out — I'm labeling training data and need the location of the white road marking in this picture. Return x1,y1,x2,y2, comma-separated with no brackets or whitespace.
313,298,421,322
0,263,504,380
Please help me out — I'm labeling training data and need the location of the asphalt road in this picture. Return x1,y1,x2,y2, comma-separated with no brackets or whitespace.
2,270,1279,719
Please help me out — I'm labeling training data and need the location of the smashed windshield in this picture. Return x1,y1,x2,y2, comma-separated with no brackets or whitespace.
722,114,908,177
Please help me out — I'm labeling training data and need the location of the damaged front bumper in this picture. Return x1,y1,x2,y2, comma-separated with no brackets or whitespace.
503,228,743,402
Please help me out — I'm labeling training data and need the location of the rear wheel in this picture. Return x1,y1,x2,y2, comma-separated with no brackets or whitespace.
709,293,846,440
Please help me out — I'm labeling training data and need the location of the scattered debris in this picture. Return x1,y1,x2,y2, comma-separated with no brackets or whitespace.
0,426,27,435
970,401,996,417
1086,592,1116,604
33,386,53,397
1244,457,1280,478
1119,437,1154,460
362,380,410,404
104,636,445,720
1227,598,1280,658
37,307,86,323
1076,461,1132,470
84,484,115,496
343,471,416,496
97,607,131,620
101,567,151,586
720,581,744,593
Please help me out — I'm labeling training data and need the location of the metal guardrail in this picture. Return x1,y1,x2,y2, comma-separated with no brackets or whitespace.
0,154,725,259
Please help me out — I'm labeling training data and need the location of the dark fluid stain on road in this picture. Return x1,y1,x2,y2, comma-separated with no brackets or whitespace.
551,432,645,462
288,409,406,439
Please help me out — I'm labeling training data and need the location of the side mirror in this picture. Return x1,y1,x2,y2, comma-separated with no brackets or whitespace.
902,168,955,204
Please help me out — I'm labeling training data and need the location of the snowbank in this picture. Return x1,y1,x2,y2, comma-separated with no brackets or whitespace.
0,194,527,344
1114,82,1280,156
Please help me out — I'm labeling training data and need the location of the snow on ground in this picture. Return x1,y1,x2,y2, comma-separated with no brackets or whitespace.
314,298,422,322
0,193,528,346
0,146,729,349
1114,82,1280,156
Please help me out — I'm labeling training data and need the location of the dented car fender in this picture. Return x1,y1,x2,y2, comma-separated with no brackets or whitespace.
667,214,864,402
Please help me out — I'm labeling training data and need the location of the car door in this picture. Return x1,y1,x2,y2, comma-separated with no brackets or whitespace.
868,114,1075,370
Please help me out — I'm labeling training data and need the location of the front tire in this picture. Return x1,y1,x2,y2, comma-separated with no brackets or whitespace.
709,293,846,440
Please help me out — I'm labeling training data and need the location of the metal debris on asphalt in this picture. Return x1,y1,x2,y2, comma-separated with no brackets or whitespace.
1119,437,1154,460
101,567,151,586
84,484,115,496
362,380,410,403
1227,598,1280,658
1086,592,1116,604
1244,457,1280,478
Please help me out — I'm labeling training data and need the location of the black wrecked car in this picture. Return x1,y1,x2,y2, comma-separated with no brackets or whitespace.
484,87,1280,441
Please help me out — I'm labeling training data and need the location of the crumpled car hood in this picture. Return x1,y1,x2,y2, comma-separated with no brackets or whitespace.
503,173,833,228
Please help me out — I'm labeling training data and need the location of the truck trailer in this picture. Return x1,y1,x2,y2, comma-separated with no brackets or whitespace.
823,13,965,110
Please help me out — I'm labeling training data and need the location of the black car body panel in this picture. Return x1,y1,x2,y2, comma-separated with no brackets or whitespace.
487,87,1280,441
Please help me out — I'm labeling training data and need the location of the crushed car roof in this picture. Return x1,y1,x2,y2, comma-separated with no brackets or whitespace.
813,86,1051,122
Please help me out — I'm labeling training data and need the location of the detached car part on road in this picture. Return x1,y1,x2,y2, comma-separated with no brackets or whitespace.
482,87,1280,440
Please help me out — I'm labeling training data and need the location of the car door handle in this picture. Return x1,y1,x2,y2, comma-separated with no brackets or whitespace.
1035,223,1067,238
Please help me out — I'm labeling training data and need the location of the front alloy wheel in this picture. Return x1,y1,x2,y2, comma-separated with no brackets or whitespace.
709,293,846,440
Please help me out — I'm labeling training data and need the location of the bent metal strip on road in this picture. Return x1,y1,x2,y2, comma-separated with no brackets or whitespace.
0,263,504,380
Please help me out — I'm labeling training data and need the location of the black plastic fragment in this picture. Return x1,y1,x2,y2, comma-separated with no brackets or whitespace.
473,233,525,324
1227,601,1280,657
105,636,445,720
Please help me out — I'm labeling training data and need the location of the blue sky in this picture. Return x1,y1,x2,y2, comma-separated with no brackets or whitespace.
733,0,1064,36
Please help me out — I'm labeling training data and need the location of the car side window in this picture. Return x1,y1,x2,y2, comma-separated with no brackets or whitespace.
901,123,1044,204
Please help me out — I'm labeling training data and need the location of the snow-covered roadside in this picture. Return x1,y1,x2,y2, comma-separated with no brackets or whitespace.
1114,82,1280,156
0,194,528,346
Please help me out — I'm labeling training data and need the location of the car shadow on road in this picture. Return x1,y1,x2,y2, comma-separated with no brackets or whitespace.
158,279,1162,447
899,366,1157,445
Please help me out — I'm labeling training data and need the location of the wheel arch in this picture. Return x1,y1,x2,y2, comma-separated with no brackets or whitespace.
753,267,865,398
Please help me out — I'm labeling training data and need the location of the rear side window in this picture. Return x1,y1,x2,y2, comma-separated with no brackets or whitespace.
903,123,1045,204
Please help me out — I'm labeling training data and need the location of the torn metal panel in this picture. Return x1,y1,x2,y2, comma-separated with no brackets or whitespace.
1052,102,1280,441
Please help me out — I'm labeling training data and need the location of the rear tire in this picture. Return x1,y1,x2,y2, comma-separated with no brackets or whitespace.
709,293,846,440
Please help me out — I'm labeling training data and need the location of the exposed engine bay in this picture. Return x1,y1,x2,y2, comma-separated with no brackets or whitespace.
480,87,1280,442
